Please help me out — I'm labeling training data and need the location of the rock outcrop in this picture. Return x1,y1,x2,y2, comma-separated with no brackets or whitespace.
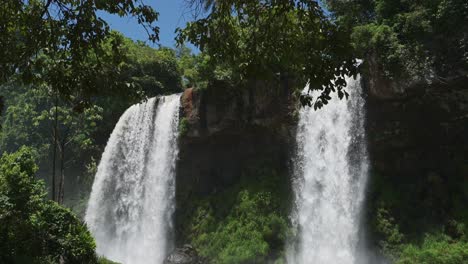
164,245,203,264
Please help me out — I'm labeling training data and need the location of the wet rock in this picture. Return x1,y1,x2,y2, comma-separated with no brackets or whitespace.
164,245,203,264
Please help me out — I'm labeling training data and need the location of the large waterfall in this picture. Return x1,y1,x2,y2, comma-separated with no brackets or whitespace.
85,94,181,264
288,77,369,264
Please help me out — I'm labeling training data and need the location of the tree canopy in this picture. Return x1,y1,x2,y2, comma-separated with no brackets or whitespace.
0,33,185,203
327,0,468,82
178,0,359,109
0,0,159,106
0,147,97,263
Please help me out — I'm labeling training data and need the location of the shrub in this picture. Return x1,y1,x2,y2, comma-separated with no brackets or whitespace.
397,234,468,264
178,117,190,137
0,147,97,263
187,166,290,264
375,206,404,261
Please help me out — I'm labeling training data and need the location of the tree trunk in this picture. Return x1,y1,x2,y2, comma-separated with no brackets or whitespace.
51,92,58,201
58,140,65,204
0,95,4,123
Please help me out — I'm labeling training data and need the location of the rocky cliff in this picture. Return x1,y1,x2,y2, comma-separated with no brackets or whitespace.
176,81,295,193
364,73,468,233
174,81,296,245
172,72,468,250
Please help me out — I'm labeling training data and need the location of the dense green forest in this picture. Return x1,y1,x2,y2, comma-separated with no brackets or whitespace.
1,0,467,263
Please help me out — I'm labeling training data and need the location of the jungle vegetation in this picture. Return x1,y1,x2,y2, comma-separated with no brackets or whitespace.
0,0,467,263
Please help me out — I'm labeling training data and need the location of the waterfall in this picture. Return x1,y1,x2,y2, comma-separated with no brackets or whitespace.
288,77,368,264
85,94,181,264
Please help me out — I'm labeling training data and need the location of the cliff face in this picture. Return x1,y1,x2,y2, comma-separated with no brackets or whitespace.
174,82,296,245
364,74,468,232
176,82,295,194
173,72,468,248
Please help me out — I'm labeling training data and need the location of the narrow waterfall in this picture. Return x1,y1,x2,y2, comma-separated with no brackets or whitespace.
85,94,181,264
288,77,368,264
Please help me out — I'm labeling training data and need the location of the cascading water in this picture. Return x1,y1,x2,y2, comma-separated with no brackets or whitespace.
288,77,368,264
85,94,181,264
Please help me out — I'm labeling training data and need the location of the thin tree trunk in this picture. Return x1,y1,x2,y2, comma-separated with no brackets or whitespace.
58,140,65,204
51,91,58,201
0,96,4,124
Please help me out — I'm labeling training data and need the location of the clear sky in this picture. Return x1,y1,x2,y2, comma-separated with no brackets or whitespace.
100,1,330,51
99,1,199,50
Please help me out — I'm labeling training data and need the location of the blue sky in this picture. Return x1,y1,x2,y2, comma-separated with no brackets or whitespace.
99,1,199,50
99,1,330,51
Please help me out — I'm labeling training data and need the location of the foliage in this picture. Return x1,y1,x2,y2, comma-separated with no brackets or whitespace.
35,93,103,153
397,233,468,264
177,45,207,88
185,166,290,263
98,256,121,264
0,33,185,204
0,83,103,201
178,117,190,137
367,151,468,262
373,203,468,263
375,206,405,261
327,0,468,81
119,36,183,96
178,0,359,109
176,45,234,90
0,0,159,104
0,147,97,263
0,84,51,154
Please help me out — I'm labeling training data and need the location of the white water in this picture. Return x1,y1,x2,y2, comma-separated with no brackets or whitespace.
85,94,181,264
288,77,369,264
